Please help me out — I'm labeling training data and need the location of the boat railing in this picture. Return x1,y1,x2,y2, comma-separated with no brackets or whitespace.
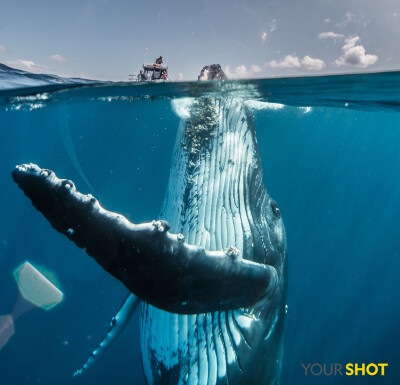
143,64,168,71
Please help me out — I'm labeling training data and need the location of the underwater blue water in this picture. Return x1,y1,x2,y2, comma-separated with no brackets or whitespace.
0,68,399,385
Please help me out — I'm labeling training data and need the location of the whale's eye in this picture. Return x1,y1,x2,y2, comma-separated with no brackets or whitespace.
271,201,281,218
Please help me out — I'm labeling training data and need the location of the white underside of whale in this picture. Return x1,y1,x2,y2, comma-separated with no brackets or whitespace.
140,98,273,385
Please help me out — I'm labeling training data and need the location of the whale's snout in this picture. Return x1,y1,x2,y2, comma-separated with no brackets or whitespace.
198,64,227,81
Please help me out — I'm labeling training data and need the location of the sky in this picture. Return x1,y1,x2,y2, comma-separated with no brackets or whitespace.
0,0,399,81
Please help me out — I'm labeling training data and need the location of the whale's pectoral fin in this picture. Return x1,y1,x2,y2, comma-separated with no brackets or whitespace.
73,293,140,377
12,164,278,314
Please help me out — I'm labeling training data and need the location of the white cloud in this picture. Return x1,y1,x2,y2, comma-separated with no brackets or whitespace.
50,54,67,63
175,73,183,81
250,65,262,73
0,45,13,54
318,32,344,39
334,36,378,68
224,64,262,79
301,56,326,70
5,59,48,73
235,65,248,76
336,12,354,28
269,55,301,69
324,18,331,23
268,55,325,71
335,12,369,29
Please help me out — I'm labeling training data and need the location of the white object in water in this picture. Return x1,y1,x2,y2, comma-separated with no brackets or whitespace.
0,261,64,351
13,261,64,310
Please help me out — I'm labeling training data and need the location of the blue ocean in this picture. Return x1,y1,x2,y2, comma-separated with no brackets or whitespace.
0,63,399,385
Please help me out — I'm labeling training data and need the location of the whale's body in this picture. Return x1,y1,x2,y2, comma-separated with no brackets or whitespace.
141,95,287,385
12,65,287,385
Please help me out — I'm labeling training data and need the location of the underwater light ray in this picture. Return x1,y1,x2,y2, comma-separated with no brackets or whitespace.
0,315,14,350
58,105,95,193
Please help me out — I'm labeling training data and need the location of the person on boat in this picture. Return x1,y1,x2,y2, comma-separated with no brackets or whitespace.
155,56,163,65
160,70,167,80
138,70,144,81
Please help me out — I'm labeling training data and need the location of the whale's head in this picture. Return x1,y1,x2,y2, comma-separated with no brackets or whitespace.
198,64,227,81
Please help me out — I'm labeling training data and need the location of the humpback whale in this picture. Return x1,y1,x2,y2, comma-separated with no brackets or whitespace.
12,64,288,385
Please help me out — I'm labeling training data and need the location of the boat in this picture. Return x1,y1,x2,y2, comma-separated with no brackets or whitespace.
130,62,169,82
141,63,169,81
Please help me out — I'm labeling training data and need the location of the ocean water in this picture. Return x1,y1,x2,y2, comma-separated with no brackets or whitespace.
0,69,399,385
